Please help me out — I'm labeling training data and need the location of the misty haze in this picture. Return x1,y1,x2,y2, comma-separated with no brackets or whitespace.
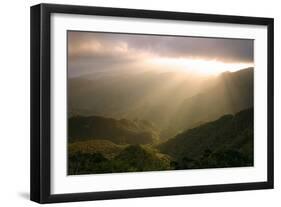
67,31,254,175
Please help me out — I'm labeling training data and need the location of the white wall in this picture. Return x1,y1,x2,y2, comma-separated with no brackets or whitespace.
0,0,279,206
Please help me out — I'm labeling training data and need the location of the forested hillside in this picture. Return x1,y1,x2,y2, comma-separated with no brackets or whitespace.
68,108,253,174
159,108,253,169
69,115,160,144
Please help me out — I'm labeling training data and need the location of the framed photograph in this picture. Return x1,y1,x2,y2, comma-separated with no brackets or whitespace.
30,3,274,203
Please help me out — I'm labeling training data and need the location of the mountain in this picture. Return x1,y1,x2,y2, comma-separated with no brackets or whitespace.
68,144,172,175
68,139,126,159
68,115,160,144
68,68,253,140
162,68,253,138
68,70,207,126
158,108,253,169
68,108,253,174
114,145,172,172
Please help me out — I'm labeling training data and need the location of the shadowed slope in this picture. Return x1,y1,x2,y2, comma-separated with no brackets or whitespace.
68,115,160,144
158,108,253,169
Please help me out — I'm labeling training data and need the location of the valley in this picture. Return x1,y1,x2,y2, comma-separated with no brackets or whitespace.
68,107,253,175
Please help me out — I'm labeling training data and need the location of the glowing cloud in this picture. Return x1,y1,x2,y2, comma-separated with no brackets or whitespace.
149,57,254,75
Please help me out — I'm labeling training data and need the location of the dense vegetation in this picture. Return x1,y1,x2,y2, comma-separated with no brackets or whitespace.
68,144,171,175
69,116,159,144
68,108,253,175
159,108,253,169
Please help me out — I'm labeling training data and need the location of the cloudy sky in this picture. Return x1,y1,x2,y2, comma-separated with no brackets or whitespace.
68,31,254,77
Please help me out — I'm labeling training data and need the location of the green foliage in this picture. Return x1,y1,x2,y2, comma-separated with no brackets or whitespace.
68,139,126,159
114,145,171,171
68,108,254,174
68,152,110,174
68,145,172,175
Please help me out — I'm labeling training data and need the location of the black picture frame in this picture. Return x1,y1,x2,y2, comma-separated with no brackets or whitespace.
30,3,274,204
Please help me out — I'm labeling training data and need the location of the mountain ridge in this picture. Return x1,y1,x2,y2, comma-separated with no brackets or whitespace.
158,108,253,169
68,115,160,145
69,67,253,140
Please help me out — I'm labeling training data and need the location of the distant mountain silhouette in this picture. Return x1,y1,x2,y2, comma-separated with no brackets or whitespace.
163,68,253,138
68,68,253,140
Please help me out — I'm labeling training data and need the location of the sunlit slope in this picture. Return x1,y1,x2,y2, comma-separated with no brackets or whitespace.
68,144,172,175
68,139,126,159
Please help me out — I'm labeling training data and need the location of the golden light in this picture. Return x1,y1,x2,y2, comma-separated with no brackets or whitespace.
150,57,254,75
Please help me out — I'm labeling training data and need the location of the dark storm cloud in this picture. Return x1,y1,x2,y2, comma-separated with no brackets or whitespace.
68,31,253,77
121,35,253,63
68,31,253,63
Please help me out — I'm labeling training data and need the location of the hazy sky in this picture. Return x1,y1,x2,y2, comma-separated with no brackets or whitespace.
68,31,254,77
